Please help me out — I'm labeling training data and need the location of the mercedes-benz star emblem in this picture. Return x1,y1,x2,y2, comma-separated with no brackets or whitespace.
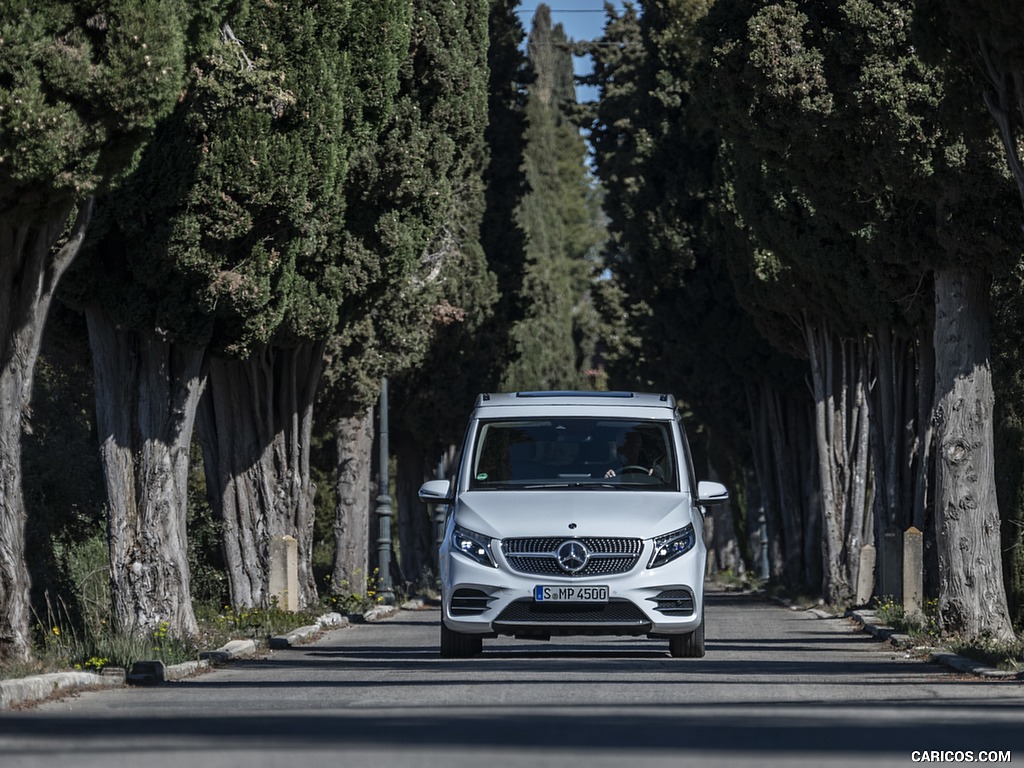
556,539,590,574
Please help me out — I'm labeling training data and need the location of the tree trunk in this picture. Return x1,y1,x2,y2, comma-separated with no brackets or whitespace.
86,306,204,638
705,457,744,575
395,432,439,587
932,268,1014,641
913,331,936,533
868,327,934,533
767,385,807,589
804,317,872,607
745,381,818,591
0,198,92,663
331,410,373,597
197,343,324,611
745,383,784,582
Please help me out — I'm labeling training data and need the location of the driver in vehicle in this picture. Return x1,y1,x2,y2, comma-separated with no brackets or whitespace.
603,430,653,478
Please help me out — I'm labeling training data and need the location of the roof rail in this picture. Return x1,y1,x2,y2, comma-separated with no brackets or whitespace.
515,390,635,398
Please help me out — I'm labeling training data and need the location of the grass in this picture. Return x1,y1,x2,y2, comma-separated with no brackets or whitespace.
871,596,1024,672
720,576,1024,674
2,587,378,682
1,527,388,682
7,605,325,681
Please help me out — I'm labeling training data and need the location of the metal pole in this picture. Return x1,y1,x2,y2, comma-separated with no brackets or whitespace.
375,377,395,604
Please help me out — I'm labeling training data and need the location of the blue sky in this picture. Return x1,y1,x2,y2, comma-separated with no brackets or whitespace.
515,1,630,102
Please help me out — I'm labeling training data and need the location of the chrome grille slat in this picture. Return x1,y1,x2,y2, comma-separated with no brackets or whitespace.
501,537,642,577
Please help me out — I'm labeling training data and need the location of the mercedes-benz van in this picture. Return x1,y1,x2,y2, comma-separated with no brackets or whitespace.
419,391,729,658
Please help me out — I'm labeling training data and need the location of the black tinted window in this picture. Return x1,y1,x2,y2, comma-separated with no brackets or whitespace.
469,418,677,490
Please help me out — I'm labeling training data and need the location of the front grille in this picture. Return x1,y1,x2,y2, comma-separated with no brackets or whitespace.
494,599,650,626
648,589,695,616
450,588,493,616
502,537,643,577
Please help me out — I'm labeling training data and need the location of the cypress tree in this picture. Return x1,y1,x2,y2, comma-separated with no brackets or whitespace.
500,5,603,391
702,0,1019,632
0,0,234,662
66,0,411,617
320,0,495,589
924,0,1024,632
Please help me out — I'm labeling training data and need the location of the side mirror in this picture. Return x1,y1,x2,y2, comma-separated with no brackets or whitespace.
697,480,729,506
419,479,453,503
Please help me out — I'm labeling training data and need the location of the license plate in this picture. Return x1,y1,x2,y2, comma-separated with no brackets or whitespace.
534,585,609,603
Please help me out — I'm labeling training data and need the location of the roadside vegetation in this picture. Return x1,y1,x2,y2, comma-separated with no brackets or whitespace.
6,527,387,680
3,0,1024,677
872,597,1024,673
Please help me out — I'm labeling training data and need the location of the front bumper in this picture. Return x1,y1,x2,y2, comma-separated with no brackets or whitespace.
440,538,705,638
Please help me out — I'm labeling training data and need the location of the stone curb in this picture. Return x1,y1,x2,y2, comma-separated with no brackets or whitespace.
766,594,1023,681
125,638,263,685
268,612,349,649
363,605,400,622
843,607,1024,681
1,611,354,709
0,668,125,709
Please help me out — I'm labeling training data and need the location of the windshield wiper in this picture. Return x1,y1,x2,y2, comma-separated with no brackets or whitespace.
522,482,626,490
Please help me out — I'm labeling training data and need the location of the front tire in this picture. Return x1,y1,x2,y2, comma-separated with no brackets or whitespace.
440,621,483,658
669,615,705,658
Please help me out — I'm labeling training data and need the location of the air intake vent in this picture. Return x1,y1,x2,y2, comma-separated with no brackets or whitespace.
648,589,695,616
450,588,493,616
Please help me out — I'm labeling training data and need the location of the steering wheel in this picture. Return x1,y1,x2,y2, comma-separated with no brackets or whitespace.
619,465,650,475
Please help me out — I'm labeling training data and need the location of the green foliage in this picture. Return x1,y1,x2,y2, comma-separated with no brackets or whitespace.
70,0,411,359
30,529,197,671
874,594,1024,670
480,0,531,337
323,0,493,422
36,603,200,672
0,0,237,211
579,0,768,512
382,0,499,454
21,307,107,624
702,0,1019,335
197,600,323,644
947,635,1024,674
499,5,604,392
186,443,227,608
321,569,383,615
873,596,942,641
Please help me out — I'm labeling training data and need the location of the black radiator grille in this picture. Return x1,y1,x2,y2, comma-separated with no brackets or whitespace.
494,599,650,625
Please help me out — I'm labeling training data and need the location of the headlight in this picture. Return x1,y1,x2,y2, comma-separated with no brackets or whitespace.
648,524,696,569
451,525,497,568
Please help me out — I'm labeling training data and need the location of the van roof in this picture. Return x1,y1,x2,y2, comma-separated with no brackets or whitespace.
474,391,676,410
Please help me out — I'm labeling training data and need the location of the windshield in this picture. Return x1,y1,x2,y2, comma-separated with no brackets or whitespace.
468,417,678,491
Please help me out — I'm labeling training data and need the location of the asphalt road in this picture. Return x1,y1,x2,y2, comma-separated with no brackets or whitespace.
2,589,1022,768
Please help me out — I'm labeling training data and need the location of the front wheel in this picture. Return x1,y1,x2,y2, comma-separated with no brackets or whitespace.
669,615,705,658
440,621,483,658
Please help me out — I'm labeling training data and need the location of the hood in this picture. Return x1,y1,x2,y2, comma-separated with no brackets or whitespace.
454,490,694,540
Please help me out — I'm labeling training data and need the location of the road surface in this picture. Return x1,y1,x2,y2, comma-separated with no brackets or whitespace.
2,588,1022,768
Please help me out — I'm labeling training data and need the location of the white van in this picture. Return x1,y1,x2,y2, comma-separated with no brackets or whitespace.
419,391,728,658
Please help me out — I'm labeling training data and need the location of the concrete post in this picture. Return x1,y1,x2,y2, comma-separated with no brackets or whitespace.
903,527,923,620
855,544,876,607
269,535,298,612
